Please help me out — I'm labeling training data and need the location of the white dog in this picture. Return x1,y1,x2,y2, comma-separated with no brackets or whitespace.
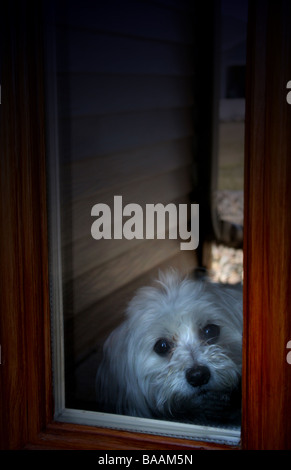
96,270,242,425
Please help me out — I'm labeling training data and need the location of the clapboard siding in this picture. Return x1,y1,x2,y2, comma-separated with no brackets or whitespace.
55,1,198,366
66,165,193,245
65,138,193,201
57,29,194,76
65,236,190,316
59,75,194,117
56,0,195,44
60,108,194,161
151,0,196,12
63,195,191,281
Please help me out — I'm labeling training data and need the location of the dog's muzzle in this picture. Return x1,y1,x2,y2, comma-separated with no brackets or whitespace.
186,365,210,387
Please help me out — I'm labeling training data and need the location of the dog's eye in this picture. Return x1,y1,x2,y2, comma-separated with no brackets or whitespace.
200,324,220,344
154,338,172,356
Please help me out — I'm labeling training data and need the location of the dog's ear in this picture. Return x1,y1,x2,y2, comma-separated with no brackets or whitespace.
95,322,154,418
95,334,115,412
95,326,129,414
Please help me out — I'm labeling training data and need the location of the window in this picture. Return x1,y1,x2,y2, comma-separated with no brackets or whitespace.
1,0,291,451
46,0,243,446
226,65,246,99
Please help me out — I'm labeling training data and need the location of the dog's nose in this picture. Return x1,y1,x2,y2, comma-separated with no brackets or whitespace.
186,366,210,387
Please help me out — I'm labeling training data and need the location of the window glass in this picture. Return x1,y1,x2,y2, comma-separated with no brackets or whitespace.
46,0,247,445
211,0,247,286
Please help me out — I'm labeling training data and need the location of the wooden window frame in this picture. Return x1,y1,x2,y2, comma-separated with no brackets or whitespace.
1,0,291,450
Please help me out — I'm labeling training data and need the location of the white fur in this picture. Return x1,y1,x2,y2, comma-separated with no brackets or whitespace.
96,270,242,423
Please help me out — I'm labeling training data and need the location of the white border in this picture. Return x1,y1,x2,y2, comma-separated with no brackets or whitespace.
44,0,241,447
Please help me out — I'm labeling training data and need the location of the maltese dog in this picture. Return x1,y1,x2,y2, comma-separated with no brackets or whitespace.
96,270,242,425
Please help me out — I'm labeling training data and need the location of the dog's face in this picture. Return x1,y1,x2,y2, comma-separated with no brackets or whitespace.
96,271,243,425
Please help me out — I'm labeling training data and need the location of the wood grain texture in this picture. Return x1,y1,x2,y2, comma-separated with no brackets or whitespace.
0,0,53,449
24,422,237,450
242,0,291,450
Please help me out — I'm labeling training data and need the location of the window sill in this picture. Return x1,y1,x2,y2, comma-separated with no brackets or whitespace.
24,421,240,450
